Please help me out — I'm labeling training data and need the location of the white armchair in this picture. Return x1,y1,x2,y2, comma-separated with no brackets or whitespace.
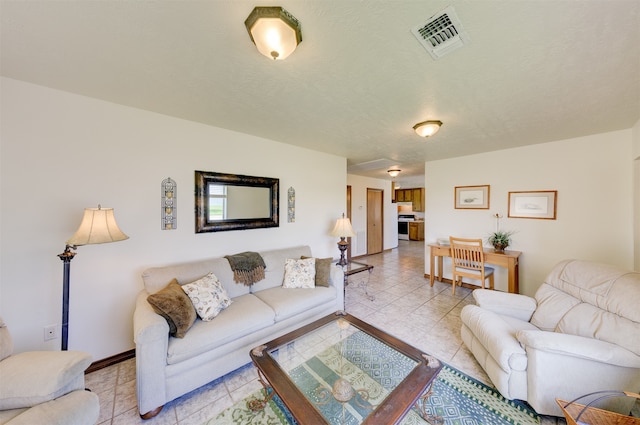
460,259,640,416
0,317,99,425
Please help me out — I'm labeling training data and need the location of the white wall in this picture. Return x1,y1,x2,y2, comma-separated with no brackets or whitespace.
346,175,397,257
425,130,634,296
0,77,346,359
633,118,640,270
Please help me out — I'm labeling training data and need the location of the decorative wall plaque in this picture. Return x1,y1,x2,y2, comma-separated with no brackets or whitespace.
288,187,295,223
162,177,177,230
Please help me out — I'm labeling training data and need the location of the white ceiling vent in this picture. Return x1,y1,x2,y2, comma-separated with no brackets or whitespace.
411,5,469,60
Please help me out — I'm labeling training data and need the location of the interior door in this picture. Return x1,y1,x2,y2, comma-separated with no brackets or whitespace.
347,185,352,262
367,188,383,254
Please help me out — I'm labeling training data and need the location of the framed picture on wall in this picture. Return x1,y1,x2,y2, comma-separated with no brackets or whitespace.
508,190,557,219
454,185,490,209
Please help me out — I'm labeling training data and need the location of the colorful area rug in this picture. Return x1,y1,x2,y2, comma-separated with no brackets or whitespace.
208,331,539,425
209,363,539,425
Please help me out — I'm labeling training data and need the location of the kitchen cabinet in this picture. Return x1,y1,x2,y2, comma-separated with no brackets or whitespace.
412,188,424,212
395,188,415,203
409,221,424,241
395,188,425,211
397,189,412,202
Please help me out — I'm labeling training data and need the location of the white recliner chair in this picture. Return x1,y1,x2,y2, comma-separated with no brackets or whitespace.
460,259,640,416
0,316,100,425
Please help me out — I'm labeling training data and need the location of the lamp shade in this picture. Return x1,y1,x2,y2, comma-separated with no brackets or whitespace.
413,120,443,137
330,216,356,238
66,206,129,246
388,169,401,178
245,7,302,60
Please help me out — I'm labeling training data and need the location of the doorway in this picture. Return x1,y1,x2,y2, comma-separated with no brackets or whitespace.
367,188,383,254
347,185,352,263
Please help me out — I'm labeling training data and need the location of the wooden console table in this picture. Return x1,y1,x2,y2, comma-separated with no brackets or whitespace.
428,243,521,294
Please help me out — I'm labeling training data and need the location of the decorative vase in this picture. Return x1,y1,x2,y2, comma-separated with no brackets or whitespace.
493,244,507,253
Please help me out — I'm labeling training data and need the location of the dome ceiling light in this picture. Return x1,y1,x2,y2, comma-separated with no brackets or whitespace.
413,120,443,138
245,6,302,60
387,169,401,178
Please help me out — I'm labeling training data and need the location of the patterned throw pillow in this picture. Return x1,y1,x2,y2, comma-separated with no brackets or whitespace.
182,272,232,321
282,258,316,289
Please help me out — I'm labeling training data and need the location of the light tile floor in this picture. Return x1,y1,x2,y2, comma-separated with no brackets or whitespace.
87,240,565,424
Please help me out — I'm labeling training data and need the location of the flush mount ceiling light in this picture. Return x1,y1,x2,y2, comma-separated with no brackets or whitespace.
413,120,443,138
245,6,302,60
387,169,401,178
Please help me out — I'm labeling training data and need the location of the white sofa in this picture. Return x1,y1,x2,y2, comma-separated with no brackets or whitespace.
0,317,99,425
133,245,344,418
461,259,640,416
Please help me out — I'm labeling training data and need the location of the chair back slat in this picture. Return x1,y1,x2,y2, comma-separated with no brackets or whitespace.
451,238,484,271
449,237,493,294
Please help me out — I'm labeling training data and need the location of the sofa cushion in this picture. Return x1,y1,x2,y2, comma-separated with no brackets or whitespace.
532,259,640,354
251,246,313,293
142,256,250,299
530,283,580,331
302,256,333,287
2,389,100,425
166,294,275,365
557,302,640,356
0,351,91,409
146,279,197,338
461,304,538,373
182,272,232,321
541,259,640,322
253,286,336,322
282,258,316,289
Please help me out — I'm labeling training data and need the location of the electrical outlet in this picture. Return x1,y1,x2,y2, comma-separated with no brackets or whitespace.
44,324,57,341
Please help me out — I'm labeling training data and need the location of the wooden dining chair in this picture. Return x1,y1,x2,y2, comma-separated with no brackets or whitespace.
449,237,494,295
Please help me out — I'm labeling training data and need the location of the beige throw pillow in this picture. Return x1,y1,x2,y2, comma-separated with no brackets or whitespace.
301,256,333,287
0,317,13,361
182,272,232,321
147,279,197,338
283,258,316,288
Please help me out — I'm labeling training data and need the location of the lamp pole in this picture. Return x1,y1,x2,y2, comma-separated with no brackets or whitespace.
58,245,76,351
58,205,128,351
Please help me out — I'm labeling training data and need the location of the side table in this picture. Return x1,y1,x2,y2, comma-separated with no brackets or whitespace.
340,261,374,302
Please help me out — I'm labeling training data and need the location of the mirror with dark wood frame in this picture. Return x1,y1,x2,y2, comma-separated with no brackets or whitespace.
195,170,279,233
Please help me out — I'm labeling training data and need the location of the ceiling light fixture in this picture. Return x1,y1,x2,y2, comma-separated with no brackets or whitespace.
245,6,302,60
387,169,401,178
413,120,443,138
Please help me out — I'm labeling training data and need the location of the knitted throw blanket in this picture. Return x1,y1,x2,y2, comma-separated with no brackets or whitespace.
224,251,266,286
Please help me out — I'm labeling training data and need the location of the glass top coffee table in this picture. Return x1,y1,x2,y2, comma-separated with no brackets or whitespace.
250,311,442,424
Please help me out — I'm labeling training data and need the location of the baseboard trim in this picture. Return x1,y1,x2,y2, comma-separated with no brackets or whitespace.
424,274,480,290
86,349,135,374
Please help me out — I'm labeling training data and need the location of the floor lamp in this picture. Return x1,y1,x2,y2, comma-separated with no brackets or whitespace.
331,213,355,267
58,205,128,350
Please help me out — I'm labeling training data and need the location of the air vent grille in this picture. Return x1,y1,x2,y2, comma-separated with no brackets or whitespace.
418,13,458,47
412,6,469,60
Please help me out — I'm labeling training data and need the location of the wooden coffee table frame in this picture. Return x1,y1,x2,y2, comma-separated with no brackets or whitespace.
250,311,442,425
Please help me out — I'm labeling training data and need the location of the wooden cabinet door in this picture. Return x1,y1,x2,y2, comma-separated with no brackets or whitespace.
409,223,417,240
412,188,424,211
404,189,412,201
396,190,404,202
409,222,424,240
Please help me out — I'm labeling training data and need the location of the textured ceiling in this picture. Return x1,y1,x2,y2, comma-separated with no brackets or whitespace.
2,1,639,182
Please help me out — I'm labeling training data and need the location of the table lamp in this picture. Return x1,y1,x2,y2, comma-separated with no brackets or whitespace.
330,213,355,266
